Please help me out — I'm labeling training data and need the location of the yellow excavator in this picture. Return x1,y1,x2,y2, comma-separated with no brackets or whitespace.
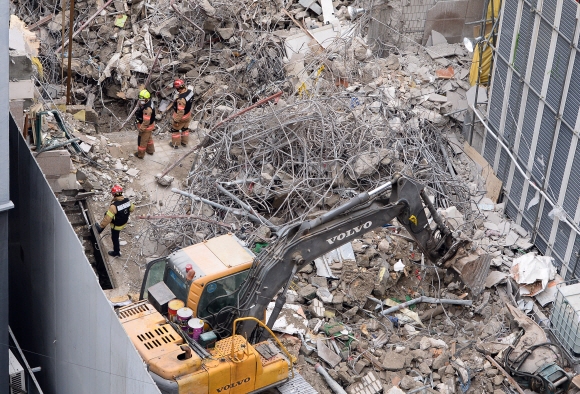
117,176,488,394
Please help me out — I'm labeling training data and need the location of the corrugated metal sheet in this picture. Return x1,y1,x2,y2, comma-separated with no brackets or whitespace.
524,0,537,8
488,62,508,130
518,93,539,167
560,0,577,40
506,199,519,220
530,21,551,92
483,125,498,166
546,36,571,110
499,0,518,60
548,125,573,200
514,4,534,72
554,221,572,266
532,106,555,183
564,143,580,215
536,204,554,252
535,233,548,254
510,168,525,209
498,149,511,181
503,75,524,147
522,186,540,231
567,236,580,279
542,0,557,26
563,52,580,126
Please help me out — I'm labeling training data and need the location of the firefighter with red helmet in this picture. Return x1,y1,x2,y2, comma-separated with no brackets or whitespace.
169,79,194,149
94,185,135,257
134,89,156,159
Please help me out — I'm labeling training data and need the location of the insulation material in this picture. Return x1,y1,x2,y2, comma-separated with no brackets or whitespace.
511,252,556,296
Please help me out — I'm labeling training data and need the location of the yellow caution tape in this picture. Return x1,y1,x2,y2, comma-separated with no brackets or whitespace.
316,64,325,77
297,82,308,98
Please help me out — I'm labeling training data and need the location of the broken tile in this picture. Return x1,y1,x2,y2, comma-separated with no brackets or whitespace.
309,298,325,318
436,66,455,79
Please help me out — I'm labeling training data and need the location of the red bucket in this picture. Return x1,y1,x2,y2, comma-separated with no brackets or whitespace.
168,299,185,323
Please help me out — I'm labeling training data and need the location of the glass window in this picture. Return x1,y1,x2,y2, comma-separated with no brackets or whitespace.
197,270,249,319
140,258,167,300
165,268,188,302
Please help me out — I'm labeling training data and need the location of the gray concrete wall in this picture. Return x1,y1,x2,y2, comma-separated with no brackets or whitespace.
8,117,160,394
421,0,485,45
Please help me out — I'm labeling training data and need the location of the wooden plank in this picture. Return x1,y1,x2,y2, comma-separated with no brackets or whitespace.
463,141,503,202
486,355,526,394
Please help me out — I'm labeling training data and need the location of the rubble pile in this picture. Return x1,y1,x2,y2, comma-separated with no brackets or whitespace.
15,0,472,130
142,94,472,248
15,0,580,392
260,213,571,394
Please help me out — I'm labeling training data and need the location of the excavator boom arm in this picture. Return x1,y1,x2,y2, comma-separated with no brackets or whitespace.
222,177,455,338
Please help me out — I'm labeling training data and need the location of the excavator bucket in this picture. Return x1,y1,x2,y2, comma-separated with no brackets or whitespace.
448,253,491,297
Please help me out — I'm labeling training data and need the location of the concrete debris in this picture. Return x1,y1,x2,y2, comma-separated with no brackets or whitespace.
15,0,573,391
317,338,342,368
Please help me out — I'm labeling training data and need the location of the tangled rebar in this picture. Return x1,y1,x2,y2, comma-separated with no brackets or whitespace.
141,93,472,251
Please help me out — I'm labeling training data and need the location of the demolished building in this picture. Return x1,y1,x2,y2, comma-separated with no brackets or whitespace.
7,0,580,393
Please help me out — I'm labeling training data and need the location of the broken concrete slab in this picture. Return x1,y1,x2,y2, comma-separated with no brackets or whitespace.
431,30,448,45
425,44,463,59
485,271,508,288
299,0,322,15
428,93,447,102
381,350,405,370
503,231,519,247
35,150,74,177
316,287,333,303
267,302,308,335
299,284,318,300
317,338,341,367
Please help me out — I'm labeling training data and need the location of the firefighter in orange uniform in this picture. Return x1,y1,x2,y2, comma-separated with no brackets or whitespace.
134,89,156,159
94,185,135,257
169,79,194,149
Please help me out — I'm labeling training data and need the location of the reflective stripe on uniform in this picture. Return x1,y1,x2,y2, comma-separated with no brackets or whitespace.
181,130,190,136
138,146,146,151
182,112,191,120
171,134,181,140
147,139,154,145
106,211,115,219
137,123,155,131
110,223,127,230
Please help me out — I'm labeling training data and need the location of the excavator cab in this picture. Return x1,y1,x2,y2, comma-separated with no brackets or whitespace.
139,234,255,321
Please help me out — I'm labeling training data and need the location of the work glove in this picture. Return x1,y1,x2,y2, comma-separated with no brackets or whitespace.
95,223,104,234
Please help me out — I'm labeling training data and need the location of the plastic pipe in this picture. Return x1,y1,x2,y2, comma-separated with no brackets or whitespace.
315,363,347,394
